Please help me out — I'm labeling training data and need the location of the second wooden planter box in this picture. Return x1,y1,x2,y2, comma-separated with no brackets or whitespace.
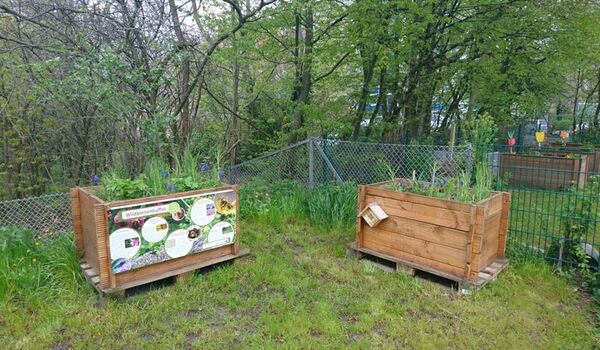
354,181,510,285
499,153,587,189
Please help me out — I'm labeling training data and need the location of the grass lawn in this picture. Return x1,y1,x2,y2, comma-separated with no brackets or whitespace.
1,212,598,349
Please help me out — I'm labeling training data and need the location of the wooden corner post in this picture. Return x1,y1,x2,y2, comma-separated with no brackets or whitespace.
356,185,366,248
70,187,84,254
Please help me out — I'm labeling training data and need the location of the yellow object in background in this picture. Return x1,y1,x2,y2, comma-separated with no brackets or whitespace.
535,131,545,144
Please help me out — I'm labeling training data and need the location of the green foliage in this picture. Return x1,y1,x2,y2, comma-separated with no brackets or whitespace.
462,113,497,164
96,148,222,201
239,180,357,232
548,176,600,290
0,227,84,303
385,163,492,204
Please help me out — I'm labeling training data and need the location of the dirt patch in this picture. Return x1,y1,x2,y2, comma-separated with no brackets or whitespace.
50,343,70,350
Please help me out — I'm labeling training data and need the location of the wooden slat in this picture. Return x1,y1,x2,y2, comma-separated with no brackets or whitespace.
79,190,102,275
365,195,471,231
360,239,466,278
362,226,466,268
232,186,240,255
70,188,84,254
481,213,501,270
466,207,486,280
366,186,473,213
94,204,111,290
496,192,511,258
375,215,468,250
356,185,366,248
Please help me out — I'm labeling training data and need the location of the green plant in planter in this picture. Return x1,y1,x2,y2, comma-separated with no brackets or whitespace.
96,148,223,201
384,162,493,204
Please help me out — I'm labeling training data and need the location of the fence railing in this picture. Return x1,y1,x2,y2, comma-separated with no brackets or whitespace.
1,138,598,272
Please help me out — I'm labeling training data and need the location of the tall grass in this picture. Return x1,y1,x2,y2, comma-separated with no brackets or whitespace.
0,227,85,304
239,180,357,232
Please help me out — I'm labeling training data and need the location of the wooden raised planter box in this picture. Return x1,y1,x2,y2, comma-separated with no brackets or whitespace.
70,184,248,295
539,149,600,175
353,181,510,287
499,153,587,190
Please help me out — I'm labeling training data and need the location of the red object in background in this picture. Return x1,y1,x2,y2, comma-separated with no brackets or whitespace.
507,138,516,147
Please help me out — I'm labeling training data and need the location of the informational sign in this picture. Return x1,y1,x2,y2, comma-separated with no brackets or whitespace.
107,189,237,274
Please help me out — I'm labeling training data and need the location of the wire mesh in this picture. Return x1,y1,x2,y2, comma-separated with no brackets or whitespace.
0,192,72,235
313,139,472,185
491,144,600,271
1,138,598,272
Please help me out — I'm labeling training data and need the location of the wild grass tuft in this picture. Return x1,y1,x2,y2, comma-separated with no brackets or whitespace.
0,227,85,304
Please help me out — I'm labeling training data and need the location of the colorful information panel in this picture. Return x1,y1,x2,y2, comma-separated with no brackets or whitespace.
107,190,237,274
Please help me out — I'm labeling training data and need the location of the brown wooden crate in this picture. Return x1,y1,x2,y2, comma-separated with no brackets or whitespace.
73,184,243,294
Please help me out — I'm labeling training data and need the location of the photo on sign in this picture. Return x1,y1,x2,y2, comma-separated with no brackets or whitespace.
124,237,140,248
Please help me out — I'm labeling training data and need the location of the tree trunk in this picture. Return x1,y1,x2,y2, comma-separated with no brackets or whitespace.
351,50,378,140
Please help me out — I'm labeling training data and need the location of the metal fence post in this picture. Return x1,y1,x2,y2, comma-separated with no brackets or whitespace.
308,138,315,189
466,143,473,173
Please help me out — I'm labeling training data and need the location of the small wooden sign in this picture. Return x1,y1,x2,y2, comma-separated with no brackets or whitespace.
358,202,388,227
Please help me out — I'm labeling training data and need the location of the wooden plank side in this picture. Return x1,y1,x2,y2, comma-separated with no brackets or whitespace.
365,195,471,231
362,226,467,268
356,185,366,248
467,207,486,280
497,192,511,258
486,193,504,218
79,190,102,274
361,238,466,278
70,188,84,254
365,186,472,213
375,215,468,250
94,204,111,290
481,212,501,269
232,185,240,255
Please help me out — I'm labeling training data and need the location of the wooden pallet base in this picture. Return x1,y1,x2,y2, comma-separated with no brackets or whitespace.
81,247,250,298
347,242,508,292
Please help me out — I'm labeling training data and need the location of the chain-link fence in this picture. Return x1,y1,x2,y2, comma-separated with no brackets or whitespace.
0,192,72,236
229,138,473,187
2,138,598,272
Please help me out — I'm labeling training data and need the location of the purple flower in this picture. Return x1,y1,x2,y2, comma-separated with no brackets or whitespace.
92,175,100,185
196,162,209,173
218,169,225,181
167,183,176,192
163,170,169,178
418,180,427,187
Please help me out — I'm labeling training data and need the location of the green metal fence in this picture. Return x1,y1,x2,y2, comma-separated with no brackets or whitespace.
490,144,600,271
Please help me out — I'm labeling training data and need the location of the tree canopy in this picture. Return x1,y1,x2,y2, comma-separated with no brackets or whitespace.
1,0,600,199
